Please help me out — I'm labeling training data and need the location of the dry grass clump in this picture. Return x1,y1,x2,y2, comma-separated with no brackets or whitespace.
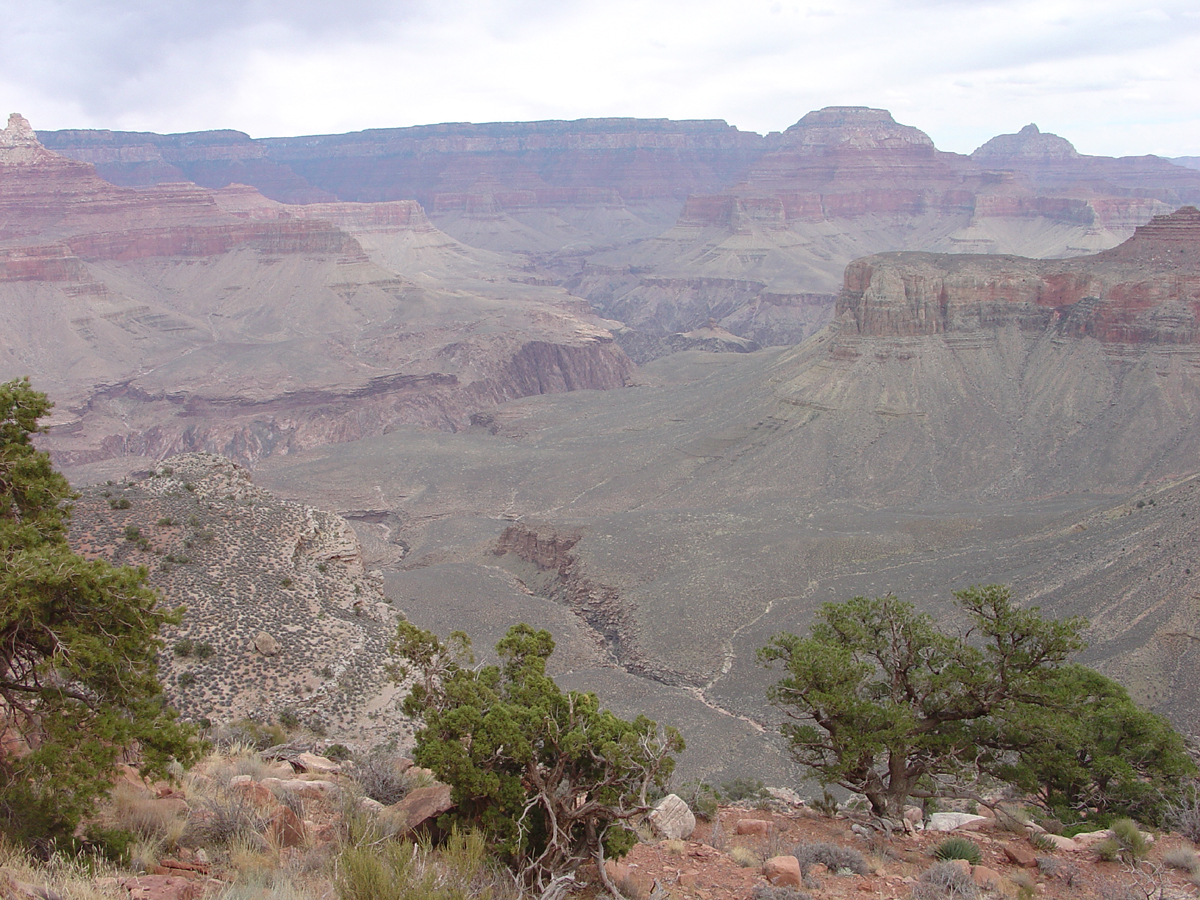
1166,787,1200,843
911,861,979,899
348,753,410,806
183,779,271,848
791,841,867,875
109,783,188,848
1164,846,1200,873
729,846,758,868
0,838,124,900
334,829,516,900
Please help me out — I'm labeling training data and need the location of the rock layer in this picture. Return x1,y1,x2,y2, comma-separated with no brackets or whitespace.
839,206,1200,343
0,117,635,468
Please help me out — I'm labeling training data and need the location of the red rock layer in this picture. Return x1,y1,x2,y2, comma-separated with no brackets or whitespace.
838,206,1200,343
0,115,364,262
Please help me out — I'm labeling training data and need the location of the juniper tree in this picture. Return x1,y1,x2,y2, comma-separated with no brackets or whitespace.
392,621,683,896
0,378,197,847
760,585,1193,822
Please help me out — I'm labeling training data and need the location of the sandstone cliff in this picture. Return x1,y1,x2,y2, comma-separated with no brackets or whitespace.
839,206,1200,343
0,116,635,469
39,109,1200,350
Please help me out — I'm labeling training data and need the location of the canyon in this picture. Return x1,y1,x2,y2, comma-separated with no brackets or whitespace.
5,106,1200,783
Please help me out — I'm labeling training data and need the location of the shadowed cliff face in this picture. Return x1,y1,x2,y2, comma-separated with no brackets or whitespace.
0,116,635,468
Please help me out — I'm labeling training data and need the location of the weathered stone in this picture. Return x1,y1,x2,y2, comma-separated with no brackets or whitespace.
294,751,340,774
927,812,988,832
648,794,696,840
270,805,306,848
947,859,972,877
1071,829,1110,849
734,818,772,836
971,865,1005,890
276,778,338,800
763,855,802,887
767,786,803,806
120,875,204,900
358,796,385,814
1042,834,1078,851
1002,842,1037,868
388,783,454,835
253,631,280,656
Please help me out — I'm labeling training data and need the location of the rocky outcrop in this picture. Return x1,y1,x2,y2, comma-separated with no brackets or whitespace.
492,523,675,682
972,124,1200,203
838,206,1200,343
972,123,1079,162
67,453,405,742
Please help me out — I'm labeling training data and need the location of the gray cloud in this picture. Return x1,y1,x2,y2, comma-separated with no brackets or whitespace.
0,0,1196,156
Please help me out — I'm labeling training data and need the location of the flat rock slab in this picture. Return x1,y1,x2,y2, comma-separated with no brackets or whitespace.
927,812,989,832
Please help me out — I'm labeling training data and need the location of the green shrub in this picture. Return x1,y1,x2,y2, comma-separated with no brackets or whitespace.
277,708,300,731
677,781,720,821
1094,838,1121,862
173,639,195,657
721,777,768,803
1109,818,1148,861
156,517,176,527
124,525,141,541
195,642,214,659
177,672,196,687
933,836,982,865
80,825,136,865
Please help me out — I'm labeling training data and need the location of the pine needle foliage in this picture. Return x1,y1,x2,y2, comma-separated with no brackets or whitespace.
0,379,198,848
392,621,683,894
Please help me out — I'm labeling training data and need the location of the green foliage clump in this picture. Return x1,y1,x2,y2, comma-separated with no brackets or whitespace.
394,621,682,894
0,379,197,849
993,664,1194,826
760,585,1195,821
1106,818,1148,862
933,837,982,865
173,639,195,657
677,781,720,821
720,776,769,803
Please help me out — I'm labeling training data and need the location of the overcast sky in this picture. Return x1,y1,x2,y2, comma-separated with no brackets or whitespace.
1,0,1197,157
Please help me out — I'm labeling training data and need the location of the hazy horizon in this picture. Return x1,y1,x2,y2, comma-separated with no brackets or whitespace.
0,0,1197,158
